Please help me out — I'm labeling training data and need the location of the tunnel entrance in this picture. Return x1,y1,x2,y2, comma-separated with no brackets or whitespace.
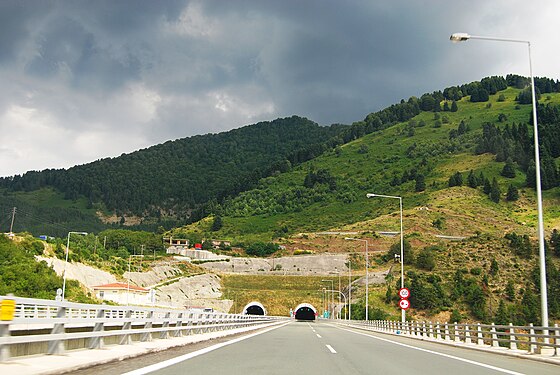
245,305,265,315
242,301,267,316
294,303,317,321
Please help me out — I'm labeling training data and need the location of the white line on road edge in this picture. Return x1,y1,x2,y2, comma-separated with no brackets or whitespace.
316,334,322,338
122,322,290,375
335,326,524,375
326,344,337,354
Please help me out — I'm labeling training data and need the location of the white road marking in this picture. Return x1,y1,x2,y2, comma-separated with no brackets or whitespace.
326,344,337,353
122,322,290,375
335,326,524,375
316,334,322,338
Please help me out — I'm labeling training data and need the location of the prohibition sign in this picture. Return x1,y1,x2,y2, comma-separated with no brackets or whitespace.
399,287,410,299
399,299,410,310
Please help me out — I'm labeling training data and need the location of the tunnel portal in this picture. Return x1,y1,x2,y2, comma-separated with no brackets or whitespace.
242,301,267,316
294,303,317,321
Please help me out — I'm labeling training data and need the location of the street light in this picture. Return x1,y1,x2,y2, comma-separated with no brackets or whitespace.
324,290,348,320
366,193,405,322
321,280,334,318
345,238,369,320
62,231,88,301
450,32,549,332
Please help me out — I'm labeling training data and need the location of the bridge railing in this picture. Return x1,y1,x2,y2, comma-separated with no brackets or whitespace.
0,295,284,361
337,319,560,356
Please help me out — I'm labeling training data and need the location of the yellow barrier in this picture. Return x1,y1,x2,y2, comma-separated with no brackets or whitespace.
0,299,15,321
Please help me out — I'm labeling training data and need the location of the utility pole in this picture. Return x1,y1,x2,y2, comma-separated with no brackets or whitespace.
9,207,16,233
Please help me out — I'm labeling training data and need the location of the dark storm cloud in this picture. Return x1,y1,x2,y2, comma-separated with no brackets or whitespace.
0,0,558,177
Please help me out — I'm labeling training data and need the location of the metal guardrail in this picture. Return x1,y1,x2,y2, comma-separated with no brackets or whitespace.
0,296,284,361
337,319,560,356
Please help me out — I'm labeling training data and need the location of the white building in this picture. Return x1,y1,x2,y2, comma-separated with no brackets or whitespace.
92,282,153,306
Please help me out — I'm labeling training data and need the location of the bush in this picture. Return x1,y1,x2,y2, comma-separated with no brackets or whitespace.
245,242,279,257
416,247,436,271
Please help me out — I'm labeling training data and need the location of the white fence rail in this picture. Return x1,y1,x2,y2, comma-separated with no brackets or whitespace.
0,296,284,361
337,319,560,356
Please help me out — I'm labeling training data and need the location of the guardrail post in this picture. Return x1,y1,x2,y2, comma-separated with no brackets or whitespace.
428,322,434,339
444,323,451,341
141,310,153,342
490,323,499,348
422,321,427,338
554,324,560,356
0,323,10,361
89,308,105,349
160,311,171,339
174,312,183,337
529,323,536,353
120,309,132,345
454,322,460,342
509,323,517,350
464,324,471,344
436,322,442,340
477,323,484,346
47,305,66,355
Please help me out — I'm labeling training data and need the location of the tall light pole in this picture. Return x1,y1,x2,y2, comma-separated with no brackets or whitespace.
62,231,88,301
366,193,405,322
325,290,348,320
450,32,549,332
348,259,352,320
345,238,369,320
321,280,334,318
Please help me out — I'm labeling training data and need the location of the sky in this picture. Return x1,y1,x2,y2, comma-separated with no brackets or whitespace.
1,0,559,177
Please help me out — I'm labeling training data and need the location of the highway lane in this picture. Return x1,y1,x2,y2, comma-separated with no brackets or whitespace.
123,321,558,375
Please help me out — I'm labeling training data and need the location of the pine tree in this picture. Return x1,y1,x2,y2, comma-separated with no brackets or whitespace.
501,159,516,178
450,100,458,112
495,300,509,325
467,170,478,188
506,184,519,201
505,280,516,301
490,178,501,203
483,177,492,194
448,171,463,187
415,174,426,192
550,229,560,257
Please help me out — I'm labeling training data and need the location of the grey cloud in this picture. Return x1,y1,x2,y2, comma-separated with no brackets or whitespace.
0,0,558,177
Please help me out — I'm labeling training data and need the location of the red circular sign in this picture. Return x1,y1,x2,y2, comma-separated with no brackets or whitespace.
399,288,410,299
399,299,410,310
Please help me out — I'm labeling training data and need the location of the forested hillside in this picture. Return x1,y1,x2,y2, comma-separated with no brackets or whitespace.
0,116,345,234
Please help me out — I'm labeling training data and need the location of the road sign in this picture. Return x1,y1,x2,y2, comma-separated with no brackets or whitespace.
399,287,410,299
399,299,410,310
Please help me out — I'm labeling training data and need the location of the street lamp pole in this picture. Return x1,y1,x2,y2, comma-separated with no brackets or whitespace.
62,231,88,301
345,238,369,320
348,259,352,320
450,32,549,332
325,290,348,320
321,280,334,318
366,193,405,322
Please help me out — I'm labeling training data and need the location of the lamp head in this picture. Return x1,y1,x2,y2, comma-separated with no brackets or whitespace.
366,193,377,198
450,33,470,43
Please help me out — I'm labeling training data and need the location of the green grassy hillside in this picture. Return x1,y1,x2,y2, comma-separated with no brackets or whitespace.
175,87,560,242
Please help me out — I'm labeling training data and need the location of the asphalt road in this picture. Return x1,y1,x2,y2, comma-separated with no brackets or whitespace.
114,321,558,375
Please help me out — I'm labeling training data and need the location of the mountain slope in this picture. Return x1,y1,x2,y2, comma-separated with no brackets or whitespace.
179,85,560,242
0,116,345,235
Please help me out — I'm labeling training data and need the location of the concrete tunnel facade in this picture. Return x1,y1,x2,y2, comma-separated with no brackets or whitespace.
294,303,317,321
242,301,267,315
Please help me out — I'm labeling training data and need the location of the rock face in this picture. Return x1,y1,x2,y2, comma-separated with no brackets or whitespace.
155,274,233,312
37,256,117,288
198,253,349,275
124,265,184,288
